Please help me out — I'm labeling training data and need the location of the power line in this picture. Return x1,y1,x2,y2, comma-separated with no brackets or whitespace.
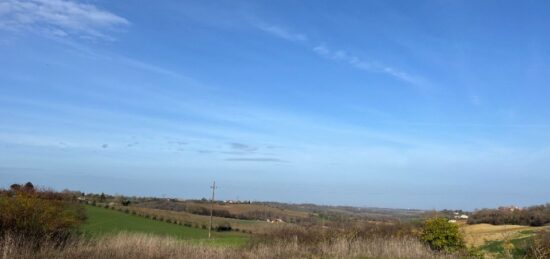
208,181,216,239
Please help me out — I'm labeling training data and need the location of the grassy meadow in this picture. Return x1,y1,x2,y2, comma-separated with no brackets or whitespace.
121,205,278,234
81,205,249,246
459,222,550,257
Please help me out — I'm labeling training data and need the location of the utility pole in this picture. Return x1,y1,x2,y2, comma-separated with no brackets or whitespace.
208,181,216,239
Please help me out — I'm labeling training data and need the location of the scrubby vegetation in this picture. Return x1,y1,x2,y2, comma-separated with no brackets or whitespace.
527,230,550,258
0,231,459,259
420,217,465,252
0,183,85,248
468,204,550,226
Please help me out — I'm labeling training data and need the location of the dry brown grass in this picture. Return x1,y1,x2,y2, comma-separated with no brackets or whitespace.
1,232,457,259
460,222,546,247
528,230,550,259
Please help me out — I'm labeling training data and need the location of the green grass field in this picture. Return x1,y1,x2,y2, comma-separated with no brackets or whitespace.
479,236,532,257
81,206,248,246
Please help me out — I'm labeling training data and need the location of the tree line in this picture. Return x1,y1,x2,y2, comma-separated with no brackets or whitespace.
468,203,550,226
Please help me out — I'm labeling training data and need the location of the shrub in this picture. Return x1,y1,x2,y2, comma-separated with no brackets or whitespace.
420,217,465,252
0,187,85,246
215,222,232,232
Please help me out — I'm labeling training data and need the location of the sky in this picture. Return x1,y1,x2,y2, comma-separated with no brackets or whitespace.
1,0,549,210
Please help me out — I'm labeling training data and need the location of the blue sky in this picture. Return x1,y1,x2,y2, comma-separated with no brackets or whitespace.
1,0,549,210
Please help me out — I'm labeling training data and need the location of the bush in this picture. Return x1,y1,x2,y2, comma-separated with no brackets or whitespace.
528,230,550,258
420,217,465,252
0,187,85,246
215,222,232,232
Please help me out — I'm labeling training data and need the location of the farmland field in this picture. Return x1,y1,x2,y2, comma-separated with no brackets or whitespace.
460,222,550,257
460,222,545,247
81,205,249,246
125,204,280,234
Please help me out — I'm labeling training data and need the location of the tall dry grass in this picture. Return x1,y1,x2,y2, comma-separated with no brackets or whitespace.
528,230,550,259
244,236,456,259
1,232,458,259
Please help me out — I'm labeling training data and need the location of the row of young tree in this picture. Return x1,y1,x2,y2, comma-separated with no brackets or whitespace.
468,203,550,226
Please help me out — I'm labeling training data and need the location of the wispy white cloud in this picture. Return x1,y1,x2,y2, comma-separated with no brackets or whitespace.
44,38,200,84
254,22,308,43
253,20,424,86
313,45,424,85
0,0,128,39
114,55,191,80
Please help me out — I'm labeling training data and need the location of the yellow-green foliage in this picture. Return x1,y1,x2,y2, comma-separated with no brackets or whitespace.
0,189,84,242
421,217,465,252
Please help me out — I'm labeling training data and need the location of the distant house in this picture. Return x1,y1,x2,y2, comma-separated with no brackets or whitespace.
266,218,285,224
451,211,469,220
498,205,521,212
448,219,457,223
